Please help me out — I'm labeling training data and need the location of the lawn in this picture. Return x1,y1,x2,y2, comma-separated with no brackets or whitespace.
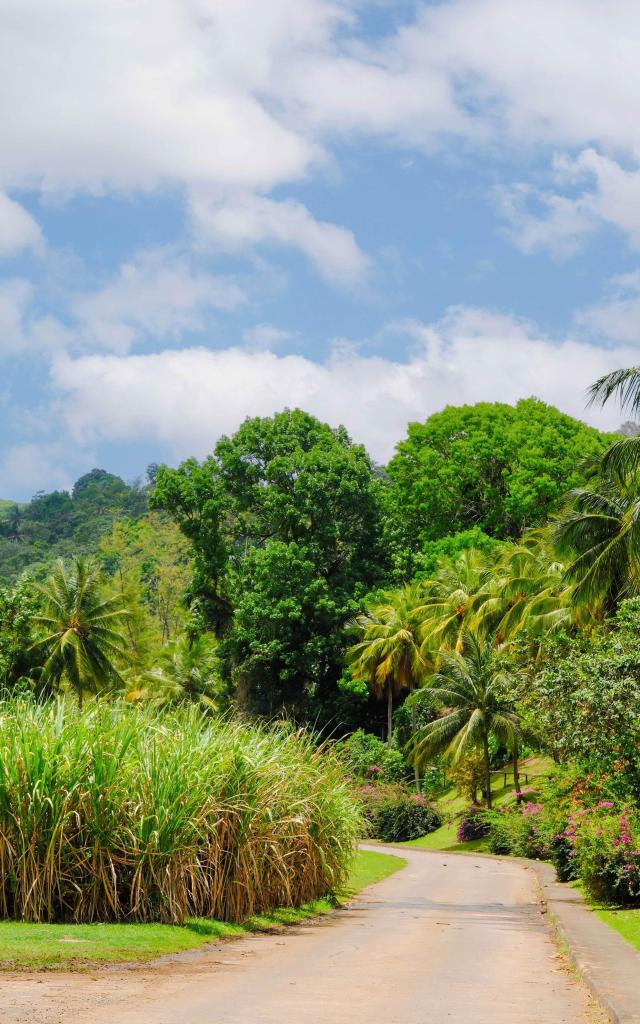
593,907,640,953
0,849,406,970
403,821,490,853
400,756,554,853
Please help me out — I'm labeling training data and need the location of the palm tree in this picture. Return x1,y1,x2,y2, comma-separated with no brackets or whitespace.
475,533,574,641
588,366,640,478
552,471,640,613
126,634,220,708
31,557,129,707
347,584,429,746
409,630,521,808
417,548,495,654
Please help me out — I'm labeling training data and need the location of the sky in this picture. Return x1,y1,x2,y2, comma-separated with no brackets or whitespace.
3,0,640,499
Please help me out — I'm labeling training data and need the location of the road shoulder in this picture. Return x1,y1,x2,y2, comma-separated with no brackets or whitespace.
530,861,640,1024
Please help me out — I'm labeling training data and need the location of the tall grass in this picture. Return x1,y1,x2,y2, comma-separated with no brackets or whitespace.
0,699,360,924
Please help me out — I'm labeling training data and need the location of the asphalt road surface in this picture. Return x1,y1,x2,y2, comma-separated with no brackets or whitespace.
0,845,602,1024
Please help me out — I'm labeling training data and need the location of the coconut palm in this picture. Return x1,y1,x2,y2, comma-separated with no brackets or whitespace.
552,470,640,614
31,557,129,707
474,533,574,641
409,630,521,808
126,634,221,708
417,548,494,654
588,366,640,478
347,584,430,746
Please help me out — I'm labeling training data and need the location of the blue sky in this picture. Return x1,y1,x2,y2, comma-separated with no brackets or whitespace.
2,0,640,499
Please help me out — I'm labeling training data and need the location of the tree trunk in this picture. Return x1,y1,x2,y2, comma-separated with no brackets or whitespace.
483,733,492,809
409,683,420,792
387,685,393,747
513,746,521,803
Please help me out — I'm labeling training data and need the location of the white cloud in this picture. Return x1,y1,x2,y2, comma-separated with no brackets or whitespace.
190,193,369,285
0,194,42,257
6,0,640,283
49,307,634,464
411,0,640,155
0,248,246,359
0,0,324,195
576,270,640,344
7,1,640,200
0,442,95,496
496,182,595,258
71,248,245,353
499,150,640,256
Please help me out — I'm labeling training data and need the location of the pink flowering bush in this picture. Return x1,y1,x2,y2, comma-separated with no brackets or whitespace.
456,806,491,843
569,807,640,904
487,800,559,860
355,782,441,840
355,781,408,836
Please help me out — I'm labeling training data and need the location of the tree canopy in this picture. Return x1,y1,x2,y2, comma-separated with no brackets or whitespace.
0,468,148,582
152,409,386,718
384,399,611,577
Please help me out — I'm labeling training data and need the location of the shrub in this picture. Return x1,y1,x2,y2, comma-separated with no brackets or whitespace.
356,782,407,836
548,832,579,883
456,807,490,843
0,698,361,924
569,807,640,905
340,729,408,783
487,802,549,859
373,796,442,843
447,751,487,804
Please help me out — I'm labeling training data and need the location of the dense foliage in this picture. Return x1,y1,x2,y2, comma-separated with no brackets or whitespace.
339,728,408,783
3,384,640,913
0,577,39,690
514,600,640,798
0,699,361,924
456,807,491,843
384,399,610,578
373,795,442,843
152,409,385,718
0,469,148,582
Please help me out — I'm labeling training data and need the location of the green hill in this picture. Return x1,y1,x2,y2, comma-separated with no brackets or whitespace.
0,469,149,582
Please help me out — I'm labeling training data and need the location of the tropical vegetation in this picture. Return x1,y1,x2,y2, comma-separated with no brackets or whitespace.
0,700,360,924
3,376,640,930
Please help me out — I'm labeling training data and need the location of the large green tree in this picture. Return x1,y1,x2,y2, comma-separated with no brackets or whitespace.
384,399,611,578
152,409,385,718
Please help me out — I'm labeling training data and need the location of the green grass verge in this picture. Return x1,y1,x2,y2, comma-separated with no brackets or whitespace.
594,907,640,952
573,880,640,955
0,849,405,970
346,848,407,892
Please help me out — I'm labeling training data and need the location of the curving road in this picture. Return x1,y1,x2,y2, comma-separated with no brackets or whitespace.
1,846,602,1024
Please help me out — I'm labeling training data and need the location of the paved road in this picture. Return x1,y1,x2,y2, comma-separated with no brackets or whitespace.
1,846,601,1024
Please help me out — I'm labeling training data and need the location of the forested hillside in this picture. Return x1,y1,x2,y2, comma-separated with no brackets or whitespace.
0,468,150,582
